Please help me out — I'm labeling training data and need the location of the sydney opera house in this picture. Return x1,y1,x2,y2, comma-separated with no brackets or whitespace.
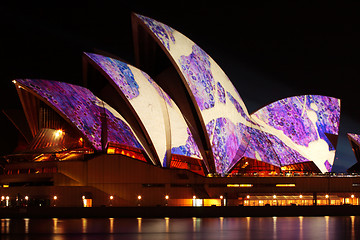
0,13,359,207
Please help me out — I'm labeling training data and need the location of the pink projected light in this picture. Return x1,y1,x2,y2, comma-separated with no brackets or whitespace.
16,79,143,152
134,13,252,174
84,53,203,167
347,133,360,172
247,95,340,173
11,14,342,176
348,133,360,146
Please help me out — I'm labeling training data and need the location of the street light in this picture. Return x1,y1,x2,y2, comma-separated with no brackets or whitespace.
220,195,225,206
165,195,169,206
299,194,303,206
137,195,142,206
5,196,9,207
24,196,29,207
109,195,114,206
325,194,330,205
273,195,277,206
52,195,57,207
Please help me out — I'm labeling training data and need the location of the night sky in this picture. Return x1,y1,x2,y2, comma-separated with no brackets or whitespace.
1,2,359,172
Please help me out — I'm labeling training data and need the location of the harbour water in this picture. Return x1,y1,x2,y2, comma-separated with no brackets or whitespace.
0,216,358,239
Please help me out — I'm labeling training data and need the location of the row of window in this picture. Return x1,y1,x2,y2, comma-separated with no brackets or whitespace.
3,167,58,175
142,183,360,188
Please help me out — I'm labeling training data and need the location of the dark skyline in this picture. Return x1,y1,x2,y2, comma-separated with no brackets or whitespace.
1,2,359,171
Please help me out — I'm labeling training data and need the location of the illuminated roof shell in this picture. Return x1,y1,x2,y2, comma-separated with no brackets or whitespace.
9,15,344,176
15,79,144,152
133,13,252,174
85,53,203,167
347,133,360,172
247,95,340,173
348,133,360,146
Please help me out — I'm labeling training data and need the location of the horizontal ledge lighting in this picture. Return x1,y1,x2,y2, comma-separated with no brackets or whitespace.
276,184,296,187
227,184,253,188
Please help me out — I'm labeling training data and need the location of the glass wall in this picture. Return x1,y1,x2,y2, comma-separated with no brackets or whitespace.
242,195,355,206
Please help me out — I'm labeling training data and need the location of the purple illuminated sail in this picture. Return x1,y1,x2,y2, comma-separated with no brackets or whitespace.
16,79,143,151
246,95,340,173
85,53,203,167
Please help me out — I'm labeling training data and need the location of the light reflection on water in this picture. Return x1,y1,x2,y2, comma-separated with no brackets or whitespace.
299,216,303,239
273,216,277,240
0,216,358,240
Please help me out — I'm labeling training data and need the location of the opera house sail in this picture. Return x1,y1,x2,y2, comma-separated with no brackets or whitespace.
132,13,340,174
132,13,252,175
246,95,340,173
13,79,147,161
5,13,341,177
84,53,204,173
1,13,352,208
347,133,360,172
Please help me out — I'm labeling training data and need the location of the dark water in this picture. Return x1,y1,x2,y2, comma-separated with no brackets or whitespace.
0,216,358,240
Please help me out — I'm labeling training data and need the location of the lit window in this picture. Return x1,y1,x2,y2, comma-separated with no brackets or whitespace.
227,184,253,188
276,184,295,187
107,147,115,154
192,198,203,207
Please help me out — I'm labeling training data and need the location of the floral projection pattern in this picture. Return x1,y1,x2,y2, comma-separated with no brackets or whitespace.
17,79,143,151
86,53,203,166
136,13,341,173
